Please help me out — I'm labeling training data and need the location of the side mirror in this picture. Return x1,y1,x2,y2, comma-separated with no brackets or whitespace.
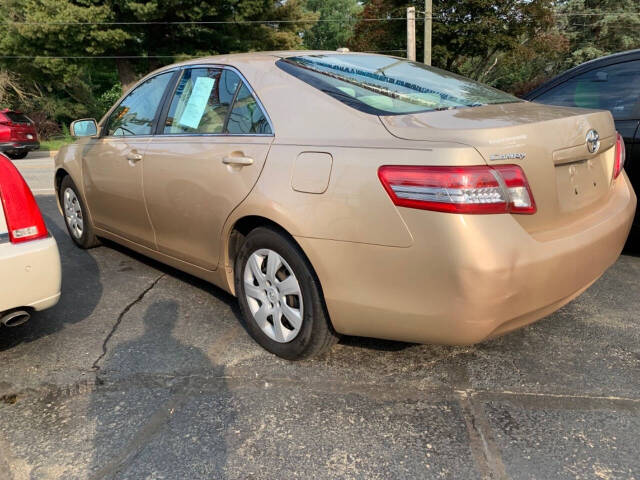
70,119,98,137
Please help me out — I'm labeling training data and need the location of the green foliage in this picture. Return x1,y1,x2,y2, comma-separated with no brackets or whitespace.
0,0,315,124
348,0,639,94
1,0,638,129
349,1,557,76
97,83,123,116
303,0,362,51
557,0,640,68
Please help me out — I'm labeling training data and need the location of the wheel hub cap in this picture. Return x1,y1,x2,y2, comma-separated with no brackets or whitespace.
63,187,84,239
243,248,304,343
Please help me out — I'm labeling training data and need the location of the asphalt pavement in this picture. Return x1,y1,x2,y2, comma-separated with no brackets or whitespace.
0,155,638,479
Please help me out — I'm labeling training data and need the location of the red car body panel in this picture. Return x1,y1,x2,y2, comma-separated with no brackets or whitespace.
0,110,39,158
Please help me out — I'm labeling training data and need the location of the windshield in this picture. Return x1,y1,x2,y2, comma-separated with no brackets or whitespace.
279,54,521,115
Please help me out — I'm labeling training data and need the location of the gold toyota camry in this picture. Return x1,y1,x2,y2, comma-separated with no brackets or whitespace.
55,52,636,359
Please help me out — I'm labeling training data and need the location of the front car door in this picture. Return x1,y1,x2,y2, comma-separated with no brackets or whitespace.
82,71,176,248
142,66,274,270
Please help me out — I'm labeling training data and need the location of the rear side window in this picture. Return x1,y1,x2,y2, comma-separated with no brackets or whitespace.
162,67,272,135
533,60,640,120
3,112,31,124
164,68,240,134
227,85,272,134
107,72,174,136
278,54,520,115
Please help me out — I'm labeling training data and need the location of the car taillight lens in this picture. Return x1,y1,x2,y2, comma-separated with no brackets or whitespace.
378,164,536,214
613,132,626,180
0,154,48,243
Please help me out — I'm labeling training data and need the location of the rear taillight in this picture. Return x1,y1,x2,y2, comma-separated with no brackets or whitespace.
378,164,536,215
0,154,48,243
613,132,626,180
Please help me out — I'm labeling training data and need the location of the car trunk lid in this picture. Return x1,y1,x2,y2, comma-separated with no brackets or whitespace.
380,102,617,235
0,112,38,143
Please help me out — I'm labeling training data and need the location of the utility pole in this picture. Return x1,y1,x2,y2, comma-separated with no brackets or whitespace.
424,0,432,65
407,6,416,61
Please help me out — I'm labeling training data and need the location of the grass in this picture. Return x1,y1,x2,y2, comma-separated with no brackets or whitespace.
39,137,74,152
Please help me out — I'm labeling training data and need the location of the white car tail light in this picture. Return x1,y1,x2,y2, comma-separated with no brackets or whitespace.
613,132,625,180
0,154,48,243
378,164,536,214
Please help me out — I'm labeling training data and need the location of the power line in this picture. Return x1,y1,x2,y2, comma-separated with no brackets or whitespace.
0,17,406,26
554,12,640,16
0,55,190,59
0,51,410,59
3,12,639,27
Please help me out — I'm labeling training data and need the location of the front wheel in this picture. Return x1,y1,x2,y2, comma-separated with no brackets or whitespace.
7,151,27,159
59,175,100,249
235,227,338,360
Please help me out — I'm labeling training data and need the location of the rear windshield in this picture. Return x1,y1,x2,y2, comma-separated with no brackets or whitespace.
278,54,521,115
3,111,31,124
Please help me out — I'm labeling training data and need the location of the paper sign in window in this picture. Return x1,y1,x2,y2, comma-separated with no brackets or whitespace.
178,77,215,130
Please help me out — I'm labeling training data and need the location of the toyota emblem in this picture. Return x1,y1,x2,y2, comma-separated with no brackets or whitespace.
586,129,600,154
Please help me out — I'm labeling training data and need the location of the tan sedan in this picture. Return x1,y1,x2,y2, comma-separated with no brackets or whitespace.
55,52,636,359
0,154,61,327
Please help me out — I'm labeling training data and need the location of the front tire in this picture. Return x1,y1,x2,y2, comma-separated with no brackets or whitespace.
59,175,100,249
7,151,28,159
235,227,338,360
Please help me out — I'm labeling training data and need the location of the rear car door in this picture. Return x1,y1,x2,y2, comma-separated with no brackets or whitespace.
142,66,274,270
81,71,175,248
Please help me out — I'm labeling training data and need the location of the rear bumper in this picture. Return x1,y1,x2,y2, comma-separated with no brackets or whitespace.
297,173,636,345
0,142,40,153
0,236,61,314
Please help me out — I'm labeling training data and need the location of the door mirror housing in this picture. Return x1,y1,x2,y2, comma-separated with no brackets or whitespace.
70,119,98,137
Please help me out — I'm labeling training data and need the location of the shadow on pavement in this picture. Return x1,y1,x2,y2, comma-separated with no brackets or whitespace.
88,300,232,479
101,239,418,355
98,234,425,357
0,196,102,351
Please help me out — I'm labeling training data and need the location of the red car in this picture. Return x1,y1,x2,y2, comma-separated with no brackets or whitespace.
0,109,39,159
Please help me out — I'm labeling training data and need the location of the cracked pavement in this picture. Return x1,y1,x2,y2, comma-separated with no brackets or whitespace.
0,195,638,480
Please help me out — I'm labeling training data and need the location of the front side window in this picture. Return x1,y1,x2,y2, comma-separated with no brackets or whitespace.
278,54,520,115
106,72,173,136
534,61,640,120
164,68,240,134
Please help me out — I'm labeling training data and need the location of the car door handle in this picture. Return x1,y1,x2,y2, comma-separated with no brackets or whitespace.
127,153,143,163
222,156,254,166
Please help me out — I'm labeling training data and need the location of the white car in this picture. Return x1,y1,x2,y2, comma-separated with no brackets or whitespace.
0,153,61,327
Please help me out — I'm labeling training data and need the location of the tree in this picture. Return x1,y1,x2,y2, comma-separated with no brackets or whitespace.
349,1,556,78
303,0,362,51
556,0,640,68
0,0,316,123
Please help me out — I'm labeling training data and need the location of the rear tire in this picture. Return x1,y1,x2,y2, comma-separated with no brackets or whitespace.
59,175,100,249
7,151,27,159
235,227,339,360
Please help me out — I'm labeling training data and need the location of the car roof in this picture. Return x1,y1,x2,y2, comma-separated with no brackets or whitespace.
523,49,640,100
144,50,395,79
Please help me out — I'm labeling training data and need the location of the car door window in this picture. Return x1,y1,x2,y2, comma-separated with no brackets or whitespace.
164,68,240,134
106,72,174,136
226,84,273,134
534,61,640,120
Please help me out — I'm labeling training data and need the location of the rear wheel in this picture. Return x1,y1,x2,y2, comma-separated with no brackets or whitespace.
235,227,338,360
59,175,100,249
7,151,27,159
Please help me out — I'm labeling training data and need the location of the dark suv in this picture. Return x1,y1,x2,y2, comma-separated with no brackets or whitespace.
524,49,640,245
0,109,39,159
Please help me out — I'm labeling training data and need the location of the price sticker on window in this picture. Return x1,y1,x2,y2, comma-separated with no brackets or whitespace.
178,76,215,129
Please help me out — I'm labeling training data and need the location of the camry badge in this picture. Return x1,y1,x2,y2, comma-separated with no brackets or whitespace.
489,153,526,161
586,129,600,154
